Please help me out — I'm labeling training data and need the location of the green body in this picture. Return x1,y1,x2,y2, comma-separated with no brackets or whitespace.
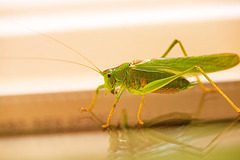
3,32,239,127
87,39,240,127
102,53,239,95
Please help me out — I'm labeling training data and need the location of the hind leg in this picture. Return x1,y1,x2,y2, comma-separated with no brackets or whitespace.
161,39,217,93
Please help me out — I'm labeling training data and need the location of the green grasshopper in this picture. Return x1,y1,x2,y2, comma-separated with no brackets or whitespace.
2,34,240,128
78,39,240,127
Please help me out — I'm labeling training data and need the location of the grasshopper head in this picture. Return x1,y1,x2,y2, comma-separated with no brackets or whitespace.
102,69,117,94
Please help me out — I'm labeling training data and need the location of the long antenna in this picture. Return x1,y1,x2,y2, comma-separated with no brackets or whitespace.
13,22,102,73
32,30,102,73
1,57,101,73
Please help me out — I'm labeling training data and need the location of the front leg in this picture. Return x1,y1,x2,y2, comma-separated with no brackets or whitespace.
79,84,105,111
102,87,125,128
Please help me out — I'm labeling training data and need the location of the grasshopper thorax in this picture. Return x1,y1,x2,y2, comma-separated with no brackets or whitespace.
102,63,130,94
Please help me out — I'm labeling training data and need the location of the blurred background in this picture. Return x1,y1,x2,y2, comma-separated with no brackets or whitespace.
0,0,240,160
0,0,240,95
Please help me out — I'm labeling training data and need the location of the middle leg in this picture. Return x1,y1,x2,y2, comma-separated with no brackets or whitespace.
137,94,145,125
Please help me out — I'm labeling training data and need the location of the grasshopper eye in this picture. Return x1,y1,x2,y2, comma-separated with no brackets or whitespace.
107,73,111,78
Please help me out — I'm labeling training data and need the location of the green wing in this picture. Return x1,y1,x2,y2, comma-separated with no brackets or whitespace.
131,53,239,76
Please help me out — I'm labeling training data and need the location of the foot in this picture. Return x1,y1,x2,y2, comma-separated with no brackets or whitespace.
138,118,144,125
201,88,217,93
102,123,110,128
78,107,92,112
